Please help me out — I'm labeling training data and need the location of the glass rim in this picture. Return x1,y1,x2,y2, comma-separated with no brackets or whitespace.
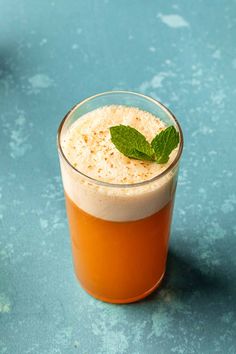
57,90,184,188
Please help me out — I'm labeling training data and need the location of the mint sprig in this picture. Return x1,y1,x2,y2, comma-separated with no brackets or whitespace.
109,124,179,164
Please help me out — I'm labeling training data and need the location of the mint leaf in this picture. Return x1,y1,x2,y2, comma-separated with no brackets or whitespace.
109,125,155,161
151,125,179,164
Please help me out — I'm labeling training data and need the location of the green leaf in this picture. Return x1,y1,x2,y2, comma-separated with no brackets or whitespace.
151,125,179,164
109,125,155,161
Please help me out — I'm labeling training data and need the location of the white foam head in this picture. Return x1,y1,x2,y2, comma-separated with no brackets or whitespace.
59,104,181,222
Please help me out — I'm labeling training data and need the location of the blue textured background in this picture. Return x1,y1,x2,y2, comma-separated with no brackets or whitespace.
1,1,236,353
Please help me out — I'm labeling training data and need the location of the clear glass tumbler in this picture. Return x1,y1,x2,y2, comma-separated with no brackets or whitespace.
57,91,183,303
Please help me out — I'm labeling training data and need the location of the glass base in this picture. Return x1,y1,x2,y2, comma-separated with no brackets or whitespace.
77,272,165,304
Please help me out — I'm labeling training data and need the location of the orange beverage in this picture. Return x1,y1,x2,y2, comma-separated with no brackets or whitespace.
57,91,183,303
65,194,174,303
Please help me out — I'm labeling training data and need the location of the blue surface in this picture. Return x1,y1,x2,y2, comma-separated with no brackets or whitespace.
1,1,236,353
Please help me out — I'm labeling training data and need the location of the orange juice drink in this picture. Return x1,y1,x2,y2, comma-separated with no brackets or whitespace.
57,92,183,303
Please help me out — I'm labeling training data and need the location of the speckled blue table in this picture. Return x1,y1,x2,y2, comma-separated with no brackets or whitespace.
1,1,236,353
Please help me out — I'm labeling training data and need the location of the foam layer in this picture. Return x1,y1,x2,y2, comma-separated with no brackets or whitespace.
59,105,180,221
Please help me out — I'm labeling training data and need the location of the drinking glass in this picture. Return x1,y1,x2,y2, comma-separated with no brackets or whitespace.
57,91,183,303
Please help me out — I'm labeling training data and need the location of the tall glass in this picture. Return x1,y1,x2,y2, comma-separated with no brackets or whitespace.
57,91,183,303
